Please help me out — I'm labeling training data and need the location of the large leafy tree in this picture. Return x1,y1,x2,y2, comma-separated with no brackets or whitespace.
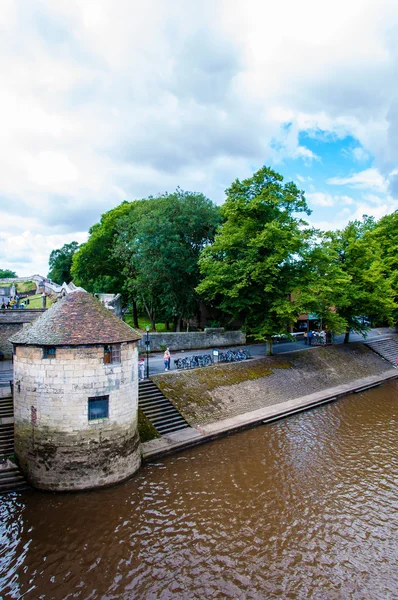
371,211,398,327
298,238,351,334
71,202,142,325
322,217,396,342
196,166,313,353
48,241,79,284
0,269,17,278
113,190,221,331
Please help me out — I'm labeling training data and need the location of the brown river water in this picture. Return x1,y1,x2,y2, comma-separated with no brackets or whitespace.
1,381,397,599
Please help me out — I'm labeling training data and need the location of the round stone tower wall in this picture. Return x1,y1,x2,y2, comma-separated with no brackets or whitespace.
13,342,141,491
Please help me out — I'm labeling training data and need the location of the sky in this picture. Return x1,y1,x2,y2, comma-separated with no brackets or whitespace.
1,0,398,277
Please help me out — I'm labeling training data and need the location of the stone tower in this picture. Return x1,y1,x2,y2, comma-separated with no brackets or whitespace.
10,291,142,491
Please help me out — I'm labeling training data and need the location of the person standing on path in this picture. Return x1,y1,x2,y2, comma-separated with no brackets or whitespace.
138,358,145,381
164,347,171,371
308,330,313,346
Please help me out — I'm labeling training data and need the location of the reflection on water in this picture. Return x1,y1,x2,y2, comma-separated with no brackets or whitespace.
1,381,397,599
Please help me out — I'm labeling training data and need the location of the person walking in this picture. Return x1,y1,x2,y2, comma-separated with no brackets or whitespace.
308,330,313,346
164,347,171,371
304,331,308,345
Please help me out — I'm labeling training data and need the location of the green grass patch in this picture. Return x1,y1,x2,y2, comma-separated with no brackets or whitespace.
125,314,170,333
15,281,36,294
23,294,54,308
138,408,161,442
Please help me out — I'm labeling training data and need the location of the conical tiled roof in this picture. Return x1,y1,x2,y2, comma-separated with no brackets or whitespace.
9,291,141,346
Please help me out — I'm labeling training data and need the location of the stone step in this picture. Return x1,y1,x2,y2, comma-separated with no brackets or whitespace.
156,421,190,434
0,480,27,494
139,398,171,409
143,406,179,418
139,392,166,401
138,380,189,436
0,444,13,452
0,471,25,484
152,414,187,427
366,339,398,366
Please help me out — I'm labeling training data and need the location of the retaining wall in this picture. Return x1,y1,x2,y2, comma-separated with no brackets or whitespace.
0,310,46,357
138,328,245,352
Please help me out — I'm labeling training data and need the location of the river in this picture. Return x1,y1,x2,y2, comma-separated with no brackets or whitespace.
1,381,397,599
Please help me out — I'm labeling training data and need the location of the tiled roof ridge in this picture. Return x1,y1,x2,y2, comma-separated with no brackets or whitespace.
9,291,141,346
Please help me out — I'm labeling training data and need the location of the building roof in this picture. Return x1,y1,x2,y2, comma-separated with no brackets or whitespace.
9,291,141,346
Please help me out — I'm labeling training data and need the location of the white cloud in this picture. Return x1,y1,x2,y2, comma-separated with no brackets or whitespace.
306,192,335,207
327,168,388,192
1,0,398,275
306,192,356,208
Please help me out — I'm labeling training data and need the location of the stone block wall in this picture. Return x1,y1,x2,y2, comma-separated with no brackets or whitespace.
0,309,46,357
13,341,141,491
1,323,20,357
138,328,246,352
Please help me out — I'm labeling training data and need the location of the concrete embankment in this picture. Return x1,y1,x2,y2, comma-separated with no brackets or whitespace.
142,344,398,460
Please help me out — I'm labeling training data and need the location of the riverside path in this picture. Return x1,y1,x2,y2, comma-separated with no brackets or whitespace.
143,327,397,376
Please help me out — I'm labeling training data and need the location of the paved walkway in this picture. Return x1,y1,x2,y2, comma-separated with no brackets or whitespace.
144,328,396,376
142,368,398,461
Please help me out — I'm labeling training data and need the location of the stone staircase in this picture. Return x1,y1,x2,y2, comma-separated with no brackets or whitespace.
365,338,398,367
139,380,190,435
0,396,27,494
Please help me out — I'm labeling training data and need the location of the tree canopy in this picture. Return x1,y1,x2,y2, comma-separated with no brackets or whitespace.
197,166,313,352
71,201,134,294
47,242,79,284
113,189,221,330
48,168,397,341
0,269,17,278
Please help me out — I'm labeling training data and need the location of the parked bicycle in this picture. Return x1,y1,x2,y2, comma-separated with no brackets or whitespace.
174,354,213,370
218,348,252,363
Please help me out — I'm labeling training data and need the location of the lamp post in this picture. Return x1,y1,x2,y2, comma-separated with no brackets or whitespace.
145,326,150,379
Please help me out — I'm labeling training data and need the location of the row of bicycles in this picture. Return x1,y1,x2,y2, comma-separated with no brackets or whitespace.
174,348,252,370
174,354,213,370
218,348,252,362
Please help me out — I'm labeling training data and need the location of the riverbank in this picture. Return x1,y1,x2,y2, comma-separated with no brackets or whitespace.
143,343,398,460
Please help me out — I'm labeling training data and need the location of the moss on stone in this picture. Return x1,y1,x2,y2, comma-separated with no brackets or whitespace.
151,344,393,426
138,408,160,442
152,356,291,424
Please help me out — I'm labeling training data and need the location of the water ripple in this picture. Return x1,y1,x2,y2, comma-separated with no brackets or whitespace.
0,382,397,599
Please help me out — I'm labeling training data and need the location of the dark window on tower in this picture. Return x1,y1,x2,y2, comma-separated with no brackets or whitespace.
88,395,109,420
43,347,56,359
104,344,121,364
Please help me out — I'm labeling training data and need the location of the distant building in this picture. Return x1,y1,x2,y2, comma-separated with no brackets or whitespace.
10,291,142,491
0,283,15,304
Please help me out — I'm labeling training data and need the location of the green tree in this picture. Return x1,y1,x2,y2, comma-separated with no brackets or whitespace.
71,203,133,292
196,166,313,354
71,202,141,325
371,210,398,327
48,242,79,284
0,269,17,278
298,237,350,335
114,190,221,331
323,217,396,342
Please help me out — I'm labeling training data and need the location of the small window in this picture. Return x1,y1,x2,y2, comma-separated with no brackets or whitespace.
88,395,109,420
43,347,56,359
104,344,121,364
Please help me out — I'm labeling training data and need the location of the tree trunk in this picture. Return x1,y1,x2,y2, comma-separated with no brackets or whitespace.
344,328,350,344
132,298,139,329
267,336,273,356
141,295,156,332
175,314,182,332
165,321,170,331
